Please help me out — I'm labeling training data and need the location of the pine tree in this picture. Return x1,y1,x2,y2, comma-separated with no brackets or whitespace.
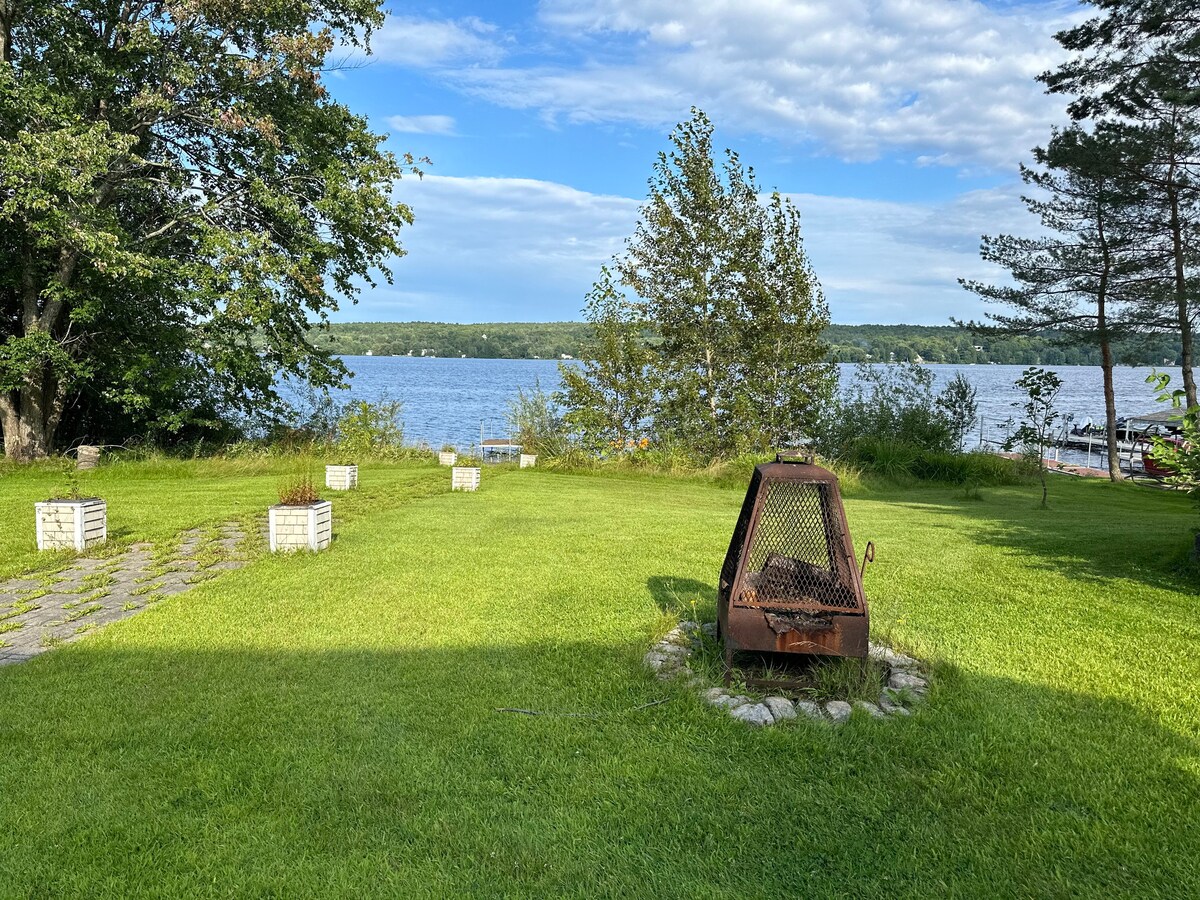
1041,0,1200,406
961,124,1160,481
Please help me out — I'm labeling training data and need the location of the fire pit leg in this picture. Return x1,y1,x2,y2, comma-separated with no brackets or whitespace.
723,646,733,687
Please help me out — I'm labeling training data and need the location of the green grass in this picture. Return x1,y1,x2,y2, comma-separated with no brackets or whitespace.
0,459,1198,897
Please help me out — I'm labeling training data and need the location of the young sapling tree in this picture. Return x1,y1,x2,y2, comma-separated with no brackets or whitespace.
1007,367,1064,508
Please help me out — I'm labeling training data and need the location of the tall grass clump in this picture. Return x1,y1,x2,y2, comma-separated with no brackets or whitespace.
506,379,571,457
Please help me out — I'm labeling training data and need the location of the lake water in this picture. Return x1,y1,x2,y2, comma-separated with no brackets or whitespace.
325,356,1183,463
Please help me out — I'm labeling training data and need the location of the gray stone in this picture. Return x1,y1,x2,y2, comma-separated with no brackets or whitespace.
701,622,718,638
794,700,825,721
678,620,700,635
855,701,886,719
825,701,852,723
763,697,797,721
660,639,690,654
878,691,905,714
644,651,671,670
729,703,774,727
702,688,749,709
888,671,928,693
869,643,920,670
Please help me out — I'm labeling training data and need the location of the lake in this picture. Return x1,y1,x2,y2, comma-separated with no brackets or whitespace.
325,356,1183,462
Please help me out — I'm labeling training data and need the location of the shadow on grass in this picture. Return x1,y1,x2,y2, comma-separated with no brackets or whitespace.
0,642,1197,897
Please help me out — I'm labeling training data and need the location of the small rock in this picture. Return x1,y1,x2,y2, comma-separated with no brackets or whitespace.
661,627,690,645
877,691,905,714
729,703,774,727
701,622,718,638
794,700,825,721
704,691,749,710
888,671,928,693
868,643,919,670
656,641,690,656
643,651,670,670
678,620,700,635
763,697,797,721
825,700,852,723
855,701,886,719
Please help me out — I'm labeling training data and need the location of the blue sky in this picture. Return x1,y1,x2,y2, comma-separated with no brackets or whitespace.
323,0,1083,325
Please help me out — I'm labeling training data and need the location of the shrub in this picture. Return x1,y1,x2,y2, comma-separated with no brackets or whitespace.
813,362,968,459
335,399,406,460
506,379,568,456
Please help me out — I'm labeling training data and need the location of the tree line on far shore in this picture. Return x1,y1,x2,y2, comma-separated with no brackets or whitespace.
310,320,1195,367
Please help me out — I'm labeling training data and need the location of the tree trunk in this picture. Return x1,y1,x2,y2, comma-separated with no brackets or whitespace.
0,369,59,460
1168,177,1197,407
1099,337,1122,482
1094,232,1122,482
0,1,13,65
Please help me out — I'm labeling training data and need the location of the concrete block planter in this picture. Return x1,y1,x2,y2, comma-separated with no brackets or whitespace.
269,500,332,552
520,454,537,468
75,445,101,470
35,498,107,551
325,464,358,491
438,451,457,466
451,467,481,491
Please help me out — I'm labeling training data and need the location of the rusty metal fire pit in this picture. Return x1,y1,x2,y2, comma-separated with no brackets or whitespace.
718,453,872,683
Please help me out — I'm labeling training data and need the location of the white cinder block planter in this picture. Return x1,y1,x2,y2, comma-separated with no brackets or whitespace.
520,454,537,469
438,451,457,466
35,498,107,551
451,467,481,491
325,464,358,491
269,500,332,552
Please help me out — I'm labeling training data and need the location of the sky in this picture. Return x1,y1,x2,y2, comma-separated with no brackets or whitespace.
323,0,1086,326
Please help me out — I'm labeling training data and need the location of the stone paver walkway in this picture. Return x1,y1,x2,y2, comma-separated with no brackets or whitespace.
0,522,253,666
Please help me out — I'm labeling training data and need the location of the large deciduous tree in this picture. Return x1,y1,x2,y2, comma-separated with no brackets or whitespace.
0,0,416,459
566,108,833,459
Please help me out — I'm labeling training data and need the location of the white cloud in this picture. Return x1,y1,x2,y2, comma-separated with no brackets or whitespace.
371,175,639,321
412,0,1085,169
387,114,458,135
369,15,506,68
348,174,1033,324
789,188,1031,322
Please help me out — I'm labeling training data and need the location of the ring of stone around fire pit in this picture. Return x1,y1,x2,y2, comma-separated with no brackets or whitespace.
643,621,929,726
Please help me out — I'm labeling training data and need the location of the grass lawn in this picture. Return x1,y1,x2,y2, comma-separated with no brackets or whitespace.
1,458,1198,897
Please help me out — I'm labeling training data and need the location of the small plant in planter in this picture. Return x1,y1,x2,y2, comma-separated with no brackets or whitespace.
519,454,537,468
269,475,332,552
438,445,457,466
324,463,358,491
35,470,106,551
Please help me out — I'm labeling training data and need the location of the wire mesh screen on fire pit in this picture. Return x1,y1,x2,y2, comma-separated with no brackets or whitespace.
719,457,869,661
736,480,861,614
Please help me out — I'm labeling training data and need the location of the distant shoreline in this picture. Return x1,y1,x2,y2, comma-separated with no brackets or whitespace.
315,321,1191,368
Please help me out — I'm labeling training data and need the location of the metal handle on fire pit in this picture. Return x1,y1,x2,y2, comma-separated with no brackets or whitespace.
860,541,875,579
